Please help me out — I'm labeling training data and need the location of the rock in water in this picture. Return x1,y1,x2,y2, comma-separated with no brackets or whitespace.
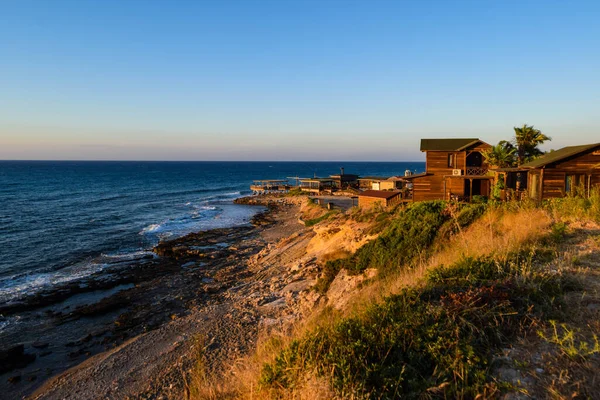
0,344,36,374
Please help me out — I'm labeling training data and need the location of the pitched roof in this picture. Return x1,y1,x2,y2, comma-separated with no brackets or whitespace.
520,143,600,168
420,138,482,152
358,190,401,199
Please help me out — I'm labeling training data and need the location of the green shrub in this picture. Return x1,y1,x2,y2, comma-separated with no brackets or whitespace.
314,259,345,294
439,203,487,239
550,221,568,242
471,195,488,204
261,252,577,398
304,211,337,227
286,187,308,196
350,201,449,274
547,187,600,222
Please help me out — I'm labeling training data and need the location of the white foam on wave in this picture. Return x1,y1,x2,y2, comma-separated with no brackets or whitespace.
0,261,107,304
0,247,158,304
100,250,157,261
141,223,162,233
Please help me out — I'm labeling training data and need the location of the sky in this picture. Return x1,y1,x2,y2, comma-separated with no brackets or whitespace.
1,0,599,161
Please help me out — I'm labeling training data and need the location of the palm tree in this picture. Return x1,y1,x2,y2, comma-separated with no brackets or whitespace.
513,124,551,165
483,140,516,168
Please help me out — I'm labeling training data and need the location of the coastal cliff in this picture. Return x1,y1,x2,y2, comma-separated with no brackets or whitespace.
23,193,600,399
187,194,600,399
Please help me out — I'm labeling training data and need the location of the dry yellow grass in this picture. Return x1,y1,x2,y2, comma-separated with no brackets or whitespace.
187,205,554,399
340,206,552,316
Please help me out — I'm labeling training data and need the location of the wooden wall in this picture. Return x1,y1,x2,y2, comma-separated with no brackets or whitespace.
413,143,492,201
358,193,402,208
537,147,600,200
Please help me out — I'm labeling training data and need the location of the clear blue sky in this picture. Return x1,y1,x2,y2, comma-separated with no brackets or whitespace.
1,0,599,161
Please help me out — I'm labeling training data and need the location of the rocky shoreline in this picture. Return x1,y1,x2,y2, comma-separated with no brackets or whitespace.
0,195,322,399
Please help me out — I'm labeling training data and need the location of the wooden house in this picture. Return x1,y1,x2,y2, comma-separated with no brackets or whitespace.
520,143,600,201
358,190,403,208
404,138,493,201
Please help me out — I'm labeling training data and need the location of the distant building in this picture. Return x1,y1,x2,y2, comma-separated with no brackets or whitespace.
299,178,336,194
404,138,492,201
520,143,600,201
358,176,405,191
329,168,359,190
358,190,403,208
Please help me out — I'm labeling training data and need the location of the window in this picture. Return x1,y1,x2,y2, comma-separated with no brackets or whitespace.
530,174,539,199
566,174,586,195
448,154,455,168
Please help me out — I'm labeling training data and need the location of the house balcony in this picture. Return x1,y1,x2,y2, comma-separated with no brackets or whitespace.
465,167,488,176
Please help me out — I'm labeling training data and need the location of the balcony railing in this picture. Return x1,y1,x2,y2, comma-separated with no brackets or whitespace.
465,167,488,176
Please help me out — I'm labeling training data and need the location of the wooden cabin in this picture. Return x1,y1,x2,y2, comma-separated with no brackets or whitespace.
358,190,403,208
404,138,493,201
520,143,600,201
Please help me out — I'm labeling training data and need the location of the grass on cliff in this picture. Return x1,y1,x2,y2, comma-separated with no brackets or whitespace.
259,251,579,399
314,201,487,294
186,194,600,399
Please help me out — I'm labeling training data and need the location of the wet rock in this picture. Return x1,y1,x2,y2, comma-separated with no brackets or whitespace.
0,344,36,374
7,375,21,384
181,261,196,269
32,341,49,349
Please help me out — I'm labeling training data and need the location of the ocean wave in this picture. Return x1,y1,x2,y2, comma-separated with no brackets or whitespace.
161,186,243,198
200,191,243,203
141,223,162,233
100,250,157,262
0,249,154,304
0,261,107,304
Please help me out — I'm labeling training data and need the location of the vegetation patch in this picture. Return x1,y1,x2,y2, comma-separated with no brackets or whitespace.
260,253,579,399
314,201,489,294
304,210,338,227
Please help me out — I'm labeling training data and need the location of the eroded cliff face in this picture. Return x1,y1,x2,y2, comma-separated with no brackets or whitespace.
306,220,378,261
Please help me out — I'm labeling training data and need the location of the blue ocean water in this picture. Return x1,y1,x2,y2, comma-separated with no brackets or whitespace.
0,161,424,305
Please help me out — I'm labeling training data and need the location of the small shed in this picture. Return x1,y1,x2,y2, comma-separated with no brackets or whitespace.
358,190,403,208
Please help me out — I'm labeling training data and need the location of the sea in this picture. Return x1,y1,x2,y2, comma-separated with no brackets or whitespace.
0,161,424,311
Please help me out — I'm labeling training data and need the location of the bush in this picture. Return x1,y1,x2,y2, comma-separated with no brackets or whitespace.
351,201,449,274
314,259,345,294
547,187,600,222
261,253,577,398
304,211,337,227
439,203,487,239
286,187,308,196
471,195,488,204
550,221,568,242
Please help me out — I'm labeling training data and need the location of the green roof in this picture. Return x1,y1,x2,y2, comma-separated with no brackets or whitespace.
520,143,600,168
420,138,483,151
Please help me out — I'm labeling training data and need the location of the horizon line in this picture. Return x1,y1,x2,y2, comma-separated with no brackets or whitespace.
0,159,426,163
